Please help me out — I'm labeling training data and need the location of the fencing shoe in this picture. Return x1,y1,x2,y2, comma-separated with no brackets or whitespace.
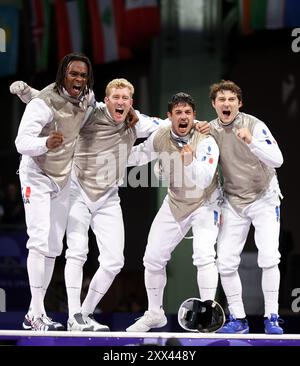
126,310,167,332
264,314,284,334
30,317,58,331
22,313,33,330
23,313,64,331
216,314,249,334
67,313,93,331
82,314,110,331
42,315,64,330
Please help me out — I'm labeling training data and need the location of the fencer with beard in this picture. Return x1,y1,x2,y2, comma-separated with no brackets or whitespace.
125,92,221,332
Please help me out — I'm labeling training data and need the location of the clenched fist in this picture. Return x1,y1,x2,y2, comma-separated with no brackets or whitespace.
9,81,32,103
236,127,252,144
9,80,40,103
46,131,64,149
10,80,29,95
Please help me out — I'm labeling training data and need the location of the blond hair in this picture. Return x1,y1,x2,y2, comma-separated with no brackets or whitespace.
105,78,134,97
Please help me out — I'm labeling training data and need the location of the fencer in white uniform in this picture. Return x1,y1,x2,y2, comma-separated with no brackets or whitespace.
65,79,168,331
126,92,222,332
13,53,94,331
207,80,284,334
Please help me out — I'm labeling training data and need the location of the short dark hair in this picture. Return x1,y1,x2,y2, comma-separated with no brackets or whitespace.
168,92,196,113
54,53,94,96
209,80,242,102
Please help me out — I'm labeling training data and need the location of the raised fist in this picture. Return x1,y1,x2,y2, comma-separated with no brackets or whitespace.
10,80,29,94
9,81,39,104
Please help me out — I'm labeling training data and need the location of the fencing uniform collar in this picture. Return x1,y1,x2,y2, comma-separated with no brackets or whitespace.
60,87,87,109
170,130,190,148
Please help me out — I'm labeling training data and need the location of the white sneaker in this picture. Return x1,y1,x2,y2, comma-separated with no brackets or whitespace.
31,317,55,331
126,310,167,332
23,313,64,331
42,315,65,330
67,313,93,331
83,314,110,331
22,313,33,330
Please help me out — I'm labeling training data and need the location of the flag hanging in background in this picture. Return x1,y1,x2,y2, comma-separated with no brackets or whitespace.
65,0,86,54
0,6,19,77
54,0,87,60
54,0,71,60
88,0,131,64
239,0,300,34
121,0,160,49
30,0,51,71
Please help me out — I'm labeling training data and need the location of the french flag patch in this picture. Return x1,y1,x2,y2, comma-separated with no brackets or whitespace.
275,206,280,222
214,210,218,225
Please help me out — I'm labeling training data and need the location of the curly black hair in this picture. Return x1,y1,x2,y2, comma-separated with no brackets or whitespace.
54,53,94,96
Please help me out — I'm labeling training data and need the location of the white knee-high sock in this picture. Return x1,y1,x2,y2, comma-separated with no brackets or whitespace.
262,265,280,317
44,256,56,293
220,271,246,318
81,267,116,316
27,250,46,317
197,263,218,301
65,259,84,317
145,268,166,313
28,256,55,317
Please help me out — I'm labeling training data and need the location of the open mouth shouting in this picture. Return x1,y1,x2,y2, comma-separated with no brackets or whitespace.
71,84,83,97
220,110,234,124
115,108,124,117
213,90,242,125
105,86,133,124
178,121,189,134
113,107,127,123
